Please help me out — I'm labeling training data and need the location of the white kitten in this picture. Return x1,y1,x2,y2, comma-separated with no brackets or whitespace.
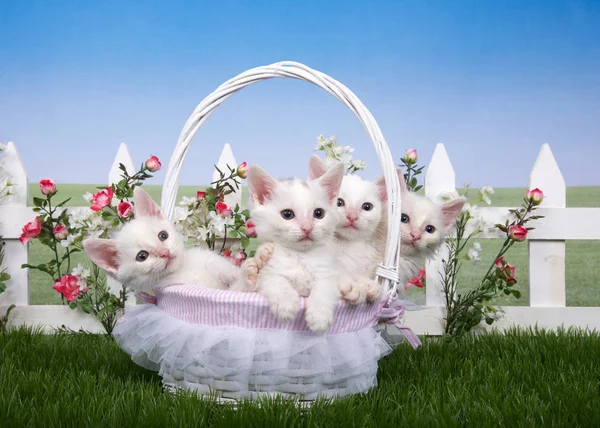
83,187,246,293
308,155,466,301
247,162,344,333
375,171,467,285
307,155,387,305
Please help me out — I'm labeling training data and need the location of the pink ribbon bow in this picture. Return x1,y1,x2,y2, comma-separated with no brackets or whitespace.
379,300,422,349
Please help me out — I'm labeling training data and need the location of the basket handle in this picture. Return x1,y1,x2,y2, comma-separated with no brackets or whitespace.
160,61,403,297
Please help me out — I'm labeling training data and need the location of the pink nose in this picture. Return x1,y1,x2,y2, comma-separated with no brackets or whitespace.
301,223,313,236
346,213,358,223
156,247,171,259
410,231,421,242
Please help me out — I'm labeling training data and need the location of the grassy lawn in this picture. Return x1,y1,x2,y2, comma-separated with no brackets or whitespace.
2,327,600,426
26,184,600,306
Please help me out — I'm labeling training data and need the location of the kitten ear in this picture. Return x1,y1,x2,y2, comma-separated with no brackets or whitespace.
308,154,328,180
83,238,119,277
317,162,344,203
247,164,278,205
374,168,408,202
441,197,467,229
397,167,409,195
133,187,164,219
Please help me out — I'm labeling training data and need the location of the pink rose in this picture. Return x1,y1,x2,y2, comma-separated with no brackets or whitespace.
245,220,257,238
53,224,68,240
506,276,518,287
39,178,57,196
145,155,161,172
495,256,516,281
197,190,207,200
403,149,418,164
237,162,248,179
526,188,544,206
216,201,232,217
117,201,133,218
52,274,87,302
90,187,114,211
19,216,42,244
405,269,425,291
508,225,528,242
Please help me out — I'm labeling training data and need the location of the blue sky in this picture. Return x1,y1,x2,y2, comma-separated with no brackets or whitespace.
1,0,599,190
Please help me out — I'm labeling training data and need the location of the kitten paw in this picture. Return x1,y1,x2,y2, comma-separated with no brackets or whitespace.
242,258,261,290
339,280,367,305
365,279,383,303
255,243,275,270
305,308,334,333
270,298,300,322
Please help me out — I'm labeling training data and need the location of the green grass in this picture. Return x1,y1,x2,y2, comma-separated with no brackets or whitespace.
26,184,600,306
2,327,600,426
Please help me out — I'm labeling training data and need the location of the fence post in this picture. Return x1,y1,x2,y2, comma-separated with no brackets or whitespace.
108,143,137,306
528,143,566,307
0,142,29,307
213,144,242,209
424,143,456,307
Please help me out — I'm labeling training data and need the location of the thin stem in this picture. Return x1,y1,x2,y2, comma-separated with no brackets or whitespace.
46,196,63,280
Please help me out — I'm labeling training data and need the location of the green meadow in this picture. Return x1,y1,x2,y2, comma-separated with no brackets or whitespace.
25,183,600,306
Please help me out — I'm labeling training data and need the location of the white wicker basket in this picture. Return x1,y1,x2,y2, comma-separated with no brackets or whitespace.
113,61,419,404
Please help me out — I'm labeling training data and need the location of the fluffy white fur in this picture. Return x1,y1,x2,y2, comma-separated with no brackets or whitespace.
83,187,246,293
375,170,467,284
308,155,386,305
247,162,344,333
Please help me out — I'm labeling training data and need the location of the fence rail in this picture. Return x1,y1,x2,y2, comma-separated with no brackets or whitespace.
1,142,599,334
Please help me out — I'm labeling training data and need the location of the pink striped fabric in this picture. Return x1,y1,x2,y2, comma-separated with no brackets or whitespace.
155,284,384,334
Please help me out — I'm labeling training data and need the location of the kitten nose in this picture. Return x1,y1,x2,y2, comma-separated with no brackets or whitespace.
301,223,313,236
346,213,358,223
157,247,171,259
410,231,421,241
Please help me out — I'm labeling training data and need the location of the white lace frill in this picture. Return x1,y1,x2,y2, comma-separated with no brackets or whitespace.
113,304,392,400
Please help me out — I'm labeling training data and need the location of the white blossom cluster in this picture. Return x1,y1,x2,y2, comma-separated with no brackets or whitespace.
60,194,114,247
315,135,367,173
439,185,496,265
174,197,234,243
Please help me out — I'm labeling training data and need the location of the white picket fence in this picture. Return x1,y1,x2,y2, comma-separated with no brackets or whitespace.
1,142,599,335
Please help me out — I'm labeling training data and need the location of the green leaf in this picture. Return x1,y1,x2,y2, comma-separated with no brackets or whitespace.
512,290,522,299
69,301,78,309
228,230,238,238
33,197,46,207
54,198,72,208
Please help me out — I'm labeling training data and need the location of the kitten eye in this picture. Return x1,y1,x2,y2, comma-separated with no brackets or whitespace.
401,214,410,223
337,198,345,207
425,225,436,234
313,208,325,219
136,251,149,262
158,230,169,241
281,209,295,220
362,202,373,211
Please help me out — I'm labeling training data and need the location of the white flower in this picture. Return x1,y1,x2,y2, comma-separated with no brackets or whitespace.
179,196,196,207
314,135,327,150
172,207,189,223
468,248,480,262
351,159,367,170
196,226,210,241
438,190,460,201
479,186,494,205
473,241,482,251
72,263,91,279
481,186,494,196
82,192,93,203
60,233,79,247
